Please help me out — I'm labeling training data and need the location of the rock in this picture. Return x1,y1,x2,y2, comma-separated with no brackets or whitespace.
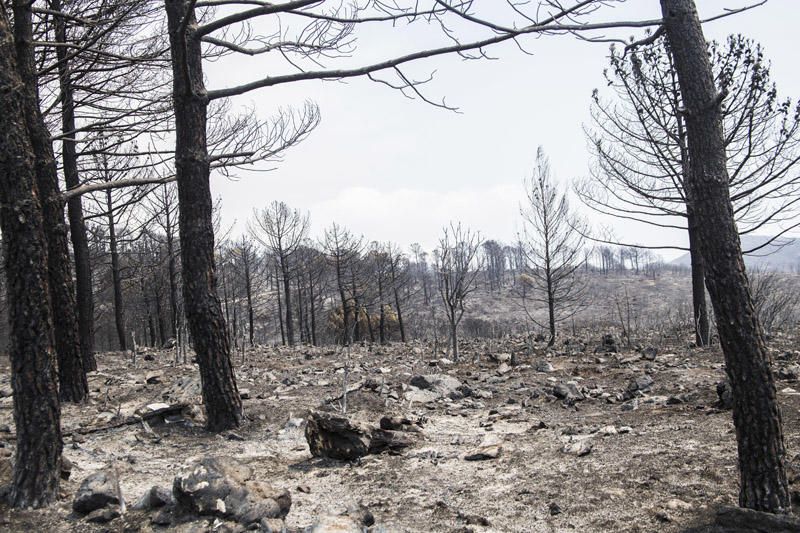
173,457,290,527
642,347,658,360
535,360,554,373
496,362,512,375
553,382,585,403
627,374,654,393
562,439,593,457
73,468,124,515
409,374,462,397
778,365,800,381
86,504,122,523
163,338,177,349
665,498,691,511
133,485,174,511
715,505,800,532
305,411,371,460
549,502,562,516
716,379,734,409
595,334,618,353
492,353,512,363
145,372,162,385
61,456,73,480
464,444,502,461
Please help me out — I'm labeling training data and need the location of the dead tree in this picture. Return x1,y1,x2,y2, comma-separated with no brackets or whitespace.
660,0,790,513
12,0,88,402
0,7,63,508
321,223,364,345
436,223,481,361
578,34,800,346
520,148,587,347
249,201,309,346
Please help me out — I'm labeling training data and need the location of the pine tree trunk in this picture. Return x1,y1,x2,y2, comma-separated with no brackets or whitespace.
282,260,294,345
13,0,87,402
52,0,96,372
0,9,63,506
687,210,710,346
661,0,790,513
165,0,242,432
106,185,127,351
394,288,407,342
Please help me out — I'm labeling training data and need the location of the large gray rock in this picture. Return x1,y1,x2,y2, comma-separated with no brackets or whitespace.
305,412,371,460
173,457,290,528
407,374,463,401
553,382,585,403
73,468,124,515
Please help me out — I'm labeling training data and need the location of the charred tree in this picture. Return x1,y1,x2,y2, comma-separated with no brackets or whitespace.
0,7,63,507
165,0,242,432
660,0,790,513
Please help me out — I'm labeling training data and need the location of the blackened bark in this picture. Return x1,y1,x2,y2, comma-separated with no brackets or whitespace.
661,0,790,513
687,210,710,346
308,271,318,346
393,288,406,343
0,9,63,507
281,260,294,345
275,265,285,345
52,0,96,372
12,0,87,402
243,250,254,346
165,0,242,431
164,184,179,339
106,185,127,351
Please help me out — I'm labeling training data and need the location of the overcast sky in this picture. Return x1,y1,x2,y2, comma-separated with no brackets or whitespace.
204,1,800,259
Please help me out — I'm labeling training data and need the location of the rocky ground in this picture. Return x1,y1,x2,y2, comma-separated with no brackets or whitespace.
1,332,800,532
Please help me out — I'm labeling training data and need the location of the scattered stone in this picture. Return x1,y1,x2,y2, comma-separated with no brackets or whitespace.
642,347,658,360
305,411,371,460
239,389,251,400
409,374,463,398
73,467,124,515
549,502,562,516
665,498,691,511
145,372,162,385
173,456,290,528
715,505,800,532
86,504,122,524
464,444,502,461
562,438,593,457
133,485,174,511
304,515,362,533
535,360,554,373
627,374,654,393
496,362,512,375
225,431,246,441
552,382,585,403
594,334,618,353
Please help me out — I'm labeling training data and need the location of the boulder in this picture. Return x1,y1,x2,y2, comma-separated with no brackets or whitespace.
173,457,290,528
627,374,654,393
305,411,371,460
553,382,585,403
408,374,462,399
132,485,174,511
73,468,124,515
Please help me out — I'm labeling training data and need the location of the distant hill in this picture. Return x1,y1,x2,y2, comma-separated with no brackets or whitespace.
671,235,800,272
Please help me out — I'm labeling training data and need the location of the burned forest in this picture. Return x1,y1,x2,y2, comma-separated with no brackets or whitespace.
1,1,800,532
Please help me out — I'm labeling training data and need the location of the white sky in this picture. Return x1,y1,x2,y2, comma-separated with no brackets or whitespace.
204,1,800,260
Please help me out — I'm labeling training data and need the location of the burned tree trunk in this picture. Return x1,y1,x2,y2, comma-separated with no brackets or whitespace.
165,0,242,431
687,210,710,346
0,8,63,507
105,180,127,351
661,0,790,513
12,0,87,402
52,0,96,372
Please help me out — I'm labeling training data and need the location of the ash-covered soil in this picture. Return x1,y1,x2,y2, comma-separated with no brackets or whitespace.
1,334,800,532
